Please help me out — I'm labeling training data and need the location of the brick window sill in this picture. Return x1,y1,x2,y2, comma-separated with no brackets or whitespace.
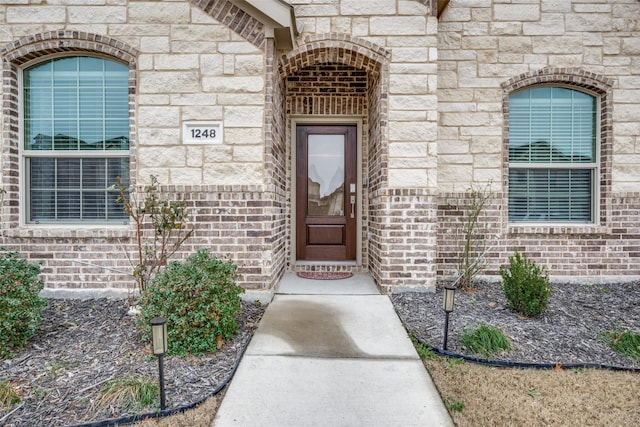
507,224,610,235
3,225,132,239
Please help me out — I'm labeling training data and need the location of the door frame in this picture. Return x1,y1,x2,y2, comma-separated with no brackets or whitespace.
290,117,363,266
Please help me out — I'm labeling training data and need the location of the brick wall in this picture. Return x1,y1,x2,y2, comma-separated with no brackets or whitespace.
437,191,640,280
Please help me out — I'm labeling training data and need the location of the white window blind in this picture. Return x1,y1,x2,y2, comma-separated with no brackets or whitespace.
23,57,129,223
508,87,597,223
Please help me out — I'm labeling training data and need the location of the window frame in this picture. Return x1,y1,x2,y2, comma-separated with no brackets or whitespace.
506,83,601,226
19,53,131,226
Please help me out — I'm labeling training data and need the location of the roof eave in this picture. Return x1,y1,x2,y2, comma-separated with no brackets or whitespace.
230,0,298,50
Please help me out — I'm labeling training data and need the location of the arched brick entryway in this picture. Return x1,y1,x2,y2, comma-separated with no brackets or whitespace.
276,34,391,284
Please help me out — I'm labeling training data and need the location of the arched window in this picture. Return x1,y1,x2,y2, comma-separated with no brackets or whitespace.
23,56,129,223
508,86,597,223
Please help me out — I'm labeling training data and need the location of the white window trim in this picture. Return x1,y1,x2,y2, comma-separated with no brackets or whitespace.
507,86,601,227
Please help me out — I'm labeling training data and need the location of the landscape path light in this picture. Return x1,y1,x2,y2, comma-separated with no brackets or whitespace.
151,316,168,410
442,285,456,351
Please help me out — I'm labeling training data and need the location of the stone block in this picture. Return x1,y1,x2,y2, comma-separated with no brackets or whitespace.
128,2,191,24
218,41,262,54
171,24,231,41
234,55,265,75
388,122,437,142
170,168,202,185
203,163,263,185
137,106,181,127
217,93,265,106
138,146,186,168
622,38,640,55
224,128,264,145
370,17,426,36
493,4,540,22
224,106,264,127
388,169,428,188
140,37,170,53
155,54,200,70
566,14,612,33
391,47,429,63
532,36,583,54
138,128,180,146
439,140,470,155
200,54,225,76
203,146,233,164
68,6,126,23
186,147,204,167
139,71,200,93
7,6,65,23
388,95,438,111
233,145,264,162
440,112,491,127
388,142,428,158
522,14,565,35
389,74,429,95
202,76,264,93
341,0,396,15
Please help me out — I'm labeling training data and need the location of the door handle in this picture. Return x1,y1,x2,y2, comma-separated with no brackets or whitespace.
350,195,356,218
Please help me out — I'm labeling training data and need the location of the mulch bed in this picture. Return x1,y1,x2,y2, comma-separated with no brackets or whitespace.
2,280,639,426
392,280,640,369
0,299,264,427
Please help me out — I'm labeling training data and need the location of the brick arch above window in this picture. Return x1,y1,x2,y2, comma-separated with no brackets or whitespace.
1,31,138,66
501,67,614,228
279,34,390,77
502,67,614,96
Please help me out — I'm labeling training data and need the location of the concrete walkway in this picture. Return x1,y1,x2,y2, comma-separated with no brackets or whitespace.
212,273,453,427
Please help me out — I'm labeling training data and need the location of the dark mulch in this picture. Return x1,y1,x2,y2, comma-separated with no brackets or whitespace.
2,280,639,426
0,299,264,427
391,280,640,369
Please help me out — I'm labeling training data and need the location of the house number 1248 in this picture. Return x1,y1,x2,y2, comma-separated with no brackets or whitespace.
183,122,223,144
190,128,216,139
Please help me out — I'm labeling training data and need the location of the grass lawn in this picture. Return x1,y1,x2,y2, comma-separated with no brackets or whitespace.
423,355,640,426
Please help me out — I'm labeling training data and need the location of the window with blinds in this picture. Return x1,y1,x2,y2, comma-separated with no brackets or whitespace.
23,56,130,223
508,86,597,223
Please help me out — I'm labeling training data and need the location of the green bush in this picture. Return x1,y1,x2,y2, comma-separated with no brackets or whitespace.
459,324,512,358
500,250,552,317
0,250,47,359
137,249,244,356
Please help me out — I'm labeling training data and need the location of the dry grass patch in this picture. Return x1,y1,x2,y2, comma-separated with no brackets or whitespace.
132,394,222,427
425,357,640,426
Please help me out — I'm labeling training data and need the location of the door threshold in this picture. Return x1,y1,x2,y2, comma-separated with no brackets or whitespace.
295,261,357,267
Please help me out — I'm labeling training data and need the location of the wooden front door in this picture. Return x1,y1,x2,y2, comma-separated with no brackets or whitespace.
296,125,357,261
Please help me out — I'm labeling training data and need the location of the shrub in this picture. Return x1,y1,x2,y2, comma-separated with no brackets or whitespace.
500,250,552,317
113,175,193,292
599,330,640,361
137,249,244,356
0,380,20,410
0,250,47,359
459,324,511,358
99,376,157,412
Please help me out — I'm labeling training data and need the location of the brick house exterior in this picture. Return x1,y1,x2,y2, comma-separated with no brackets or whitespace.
1,0,639,299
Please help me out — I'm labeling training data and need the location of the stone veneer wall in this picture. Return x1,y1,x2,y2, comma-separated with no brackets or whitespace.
437,0,640,279
0,1,281,292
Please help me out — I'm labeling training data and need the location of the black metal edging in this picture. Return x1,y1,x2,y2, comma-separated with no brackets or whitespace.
416,336,640,373
64,335,252,427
